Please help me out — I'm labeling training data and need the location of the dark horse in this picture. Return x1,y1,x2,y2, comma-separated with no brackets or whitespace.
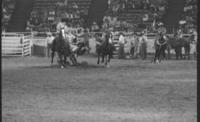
96,32,115,67
153,33,168,63
51,30,77,68
166,35,193,60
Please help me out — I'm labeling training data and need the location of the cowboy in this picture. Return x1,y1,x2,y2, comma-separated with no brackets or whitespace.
95,33,103,45
176,28,183,39
154,31,167,63
139,32,147,60
156,31,167,46
130,33,136,58
66,31,78,52
157,22,167,34
190,30,197,58
46,32,55,57
118,32,126,59
134,32,140,58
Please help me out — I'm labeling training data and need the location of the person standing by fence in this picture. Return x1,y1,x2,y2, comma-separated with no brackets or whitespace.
130,33,136,58
118,33,126,59
139,33,147,60
46,32,55,57
134,33,140,59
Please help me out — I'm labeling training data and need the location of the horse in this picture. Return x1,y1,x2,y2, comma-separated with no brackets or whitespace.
51,30,77,68
153,33,168,63
165,34,193,60
96,32,115,67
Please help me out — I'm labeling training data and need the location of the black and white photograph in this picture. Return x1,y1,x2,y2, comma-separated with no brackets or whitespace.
2,0,197,121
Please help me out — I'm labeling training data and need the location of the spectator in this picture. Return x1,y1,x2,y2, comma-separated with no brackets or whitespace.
108,0,111,9
72,2,78,10
139,33,147,60
130,34,136,58
176,28,183,39
118,33,126,59
134,33,140,58
64,0,68,6
143,14,149,22
46,32,55,57
91,22,100,32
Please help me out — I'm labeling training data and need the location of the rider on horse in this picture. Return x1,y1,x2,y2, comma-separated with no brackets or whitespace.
153,31,167,63
59,27,81,54
156,31,167,46
175,27,183,40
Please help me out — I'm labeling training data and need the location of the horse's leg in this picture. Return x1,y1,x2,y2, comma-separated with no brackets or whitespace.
153,49,158,63
73,54,78,64
180,47,183,60
97,52,100,64
167,47,171,60
101,54,104,63
159,48,163,61
175,48,179,60
157,48,162,63
177,47,182,60
163,48,166,60
105,54,108,66
187,46,190,60
108,54,111,63
156,45,162,63
154,47,160,63
51,51,55,64
64,55,67,66
70,54,77,65
58,53,64,68
107,54,111,67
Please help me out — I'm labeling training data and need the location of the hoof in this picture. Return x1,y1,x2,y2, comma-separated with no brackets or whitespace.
105,63,110,68
156,60,159,64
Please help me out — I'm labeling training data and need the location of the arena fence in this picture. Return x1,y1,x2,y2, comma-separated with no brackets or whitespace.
2,32,193,57
2,32,32,56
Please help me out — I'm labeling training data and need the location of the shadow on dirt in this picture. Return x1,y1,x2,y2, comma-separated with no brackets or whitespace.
28,63,106,69
113,64,153,70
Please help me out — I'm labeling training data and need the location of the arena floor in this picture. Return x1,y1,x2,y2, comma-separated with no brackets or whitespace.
2,56,197,122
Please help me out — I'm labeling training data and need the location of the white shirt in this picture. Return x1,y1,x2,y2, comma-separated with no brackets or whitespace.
119,35,125,44
46,36,55,44
193,31,197,42
67,33,76,43
109,37,113,43
56,22,66,32
139,36,147,46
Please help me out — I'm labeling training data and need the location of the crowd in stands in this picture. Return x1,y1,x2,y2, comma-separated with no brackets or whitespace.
2,0,16,31
26,0,90,32
179,0,197,34
9,0,168,34
107,0,168,13
99,0,168,33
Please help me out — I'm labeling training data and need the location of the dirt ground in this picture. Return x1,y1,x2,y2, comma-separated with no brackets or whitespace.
2,56,197,122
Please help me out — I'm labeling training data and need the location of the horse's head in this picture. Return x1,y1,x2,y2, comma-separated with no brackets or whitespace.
58,28,65,40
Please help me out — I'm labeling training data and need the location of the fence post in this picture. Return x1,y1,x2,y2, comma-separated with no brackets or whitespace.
29,39,32,56
21,36,24,56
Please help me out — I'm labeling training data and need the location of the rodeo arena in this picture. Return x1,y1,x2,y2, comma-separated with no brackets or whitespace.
2,0,198,122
